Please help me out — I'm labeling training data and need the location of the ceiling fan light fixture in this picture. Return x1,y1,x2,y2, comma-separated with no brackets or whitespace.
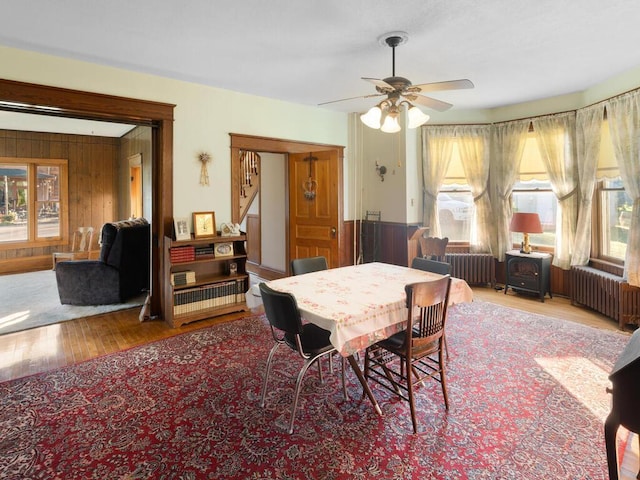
360,106,382,129
380,114,401,133
407,105,430,129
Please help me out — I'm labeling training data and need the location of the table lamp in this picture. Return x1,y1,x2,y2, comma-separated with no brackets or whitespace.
510,212,543,254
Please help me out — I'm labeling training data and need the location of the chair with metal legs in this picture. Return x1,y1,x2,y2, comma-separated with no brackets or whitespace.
259,282,347,434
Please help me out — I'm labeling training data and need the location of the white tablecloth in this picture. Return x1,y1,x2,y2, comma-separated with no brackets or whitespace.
247,262,473,356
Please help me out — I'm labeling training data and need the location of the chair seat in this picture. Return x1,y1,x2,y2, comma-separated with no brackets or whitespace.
377,329,439,357
285,323,335,356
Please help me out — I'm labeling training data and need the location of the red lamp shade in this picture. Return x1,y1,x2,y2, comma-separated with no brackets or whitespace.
510,212,543,254
509,212,543,234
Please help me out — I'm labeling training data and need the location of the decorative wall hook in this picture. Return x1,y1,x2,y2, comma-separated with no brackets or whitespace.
376,161,387,182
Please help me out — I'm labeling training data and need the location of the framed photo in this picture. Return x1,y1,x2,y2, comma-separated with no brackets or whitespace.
174,217,191,241
192,211,216,238
215,242,234,257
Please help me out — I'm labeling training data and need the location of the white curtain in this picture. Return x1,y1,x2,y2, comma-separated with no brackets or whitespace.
421,126,457,236
572,104,604,266
531,112,578,269
455,124,493,253
490,119,531,261
605,90,640,287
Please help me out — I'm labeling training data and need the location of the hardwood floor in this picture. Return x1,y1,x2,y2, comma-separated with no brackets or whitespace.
0,286,631,383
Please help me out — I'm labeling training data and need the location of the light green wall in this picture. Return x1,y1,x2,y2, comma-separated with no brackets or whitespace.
0,46,349,226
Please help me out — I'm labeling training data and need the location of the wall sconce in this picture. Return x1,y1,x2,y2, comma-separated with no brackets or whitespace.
376,162,387,182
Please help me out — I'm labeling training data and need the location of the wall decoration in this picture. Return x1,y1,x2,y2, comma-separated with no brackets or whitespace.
174,217,191,241
192,211,216,238
303,153,318,200
198,152,212,186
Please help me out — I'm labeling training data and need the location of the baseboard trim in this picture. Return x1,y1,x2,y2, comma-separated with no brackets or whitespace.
0,255,51,275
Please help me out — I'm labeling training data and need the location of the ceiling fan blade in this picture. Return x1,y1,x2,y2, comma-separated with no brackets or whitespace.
410,79,474,93
318,93,385,106
410,94,453,112
362,77,394,91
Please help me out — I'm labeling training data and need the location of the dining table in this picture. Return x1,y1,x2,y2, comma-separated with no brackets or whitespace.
246,261,474,414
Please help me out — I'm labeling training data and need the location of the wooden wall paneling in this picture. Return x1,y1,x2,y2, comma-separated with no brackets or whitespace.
0,78,175,319
341,220,355,266
246,214,261,265
0,129,120,273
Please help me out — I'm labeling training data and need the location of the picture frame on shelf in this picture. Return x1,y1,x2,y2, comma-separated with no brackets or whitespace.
192,211,216,238
174,217,191,241
215,242,234,257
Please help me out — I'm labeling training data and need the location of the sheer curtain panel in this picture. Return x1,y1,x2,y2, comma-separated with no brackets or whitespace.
421,126,457,237
531,112,578,269
605,90,640,287
572,104,604,266
490,119,530,261
454,125,493,253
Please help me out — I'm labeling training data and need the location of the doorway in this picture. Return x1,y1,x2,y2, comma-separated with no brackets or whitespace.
128,153,143,219
230,134,344,278
0,79,174,318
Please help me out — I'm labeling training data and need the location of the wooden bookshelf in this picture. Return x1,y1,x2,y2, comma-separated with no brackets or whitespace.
163,234,249,328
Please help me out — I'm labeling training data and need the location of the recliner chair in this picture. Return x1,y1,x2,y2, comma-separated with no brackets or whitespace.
55,218,150,305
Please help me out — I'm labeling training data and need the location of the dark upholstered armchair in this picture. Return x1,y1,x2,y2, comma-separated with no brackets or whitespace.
55,218,150,305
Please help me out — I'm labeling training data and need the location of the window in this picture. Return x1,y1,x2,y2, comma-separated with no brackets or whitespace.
511,179,557,248
594,120,630,262
510,132,558,250
438,143,474,242
598,178,631,261
0,158,67,246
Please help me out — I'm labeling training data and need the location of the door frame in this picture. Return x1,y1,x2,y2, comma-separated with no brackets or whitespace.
230,133,344,275
0,79,175,318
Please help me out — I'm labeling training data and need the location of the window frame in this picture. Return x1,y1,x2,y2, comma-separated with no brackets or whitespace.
593,178,627,265
0,157,69,250
510,181,556,254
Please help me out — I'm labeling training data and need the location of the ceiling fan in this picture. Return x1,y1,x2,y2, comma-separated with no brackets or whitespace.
320,32,474,133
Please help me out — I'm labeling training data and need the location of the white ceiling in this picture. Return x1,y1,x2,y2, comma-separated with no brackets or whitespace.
2,0,640,132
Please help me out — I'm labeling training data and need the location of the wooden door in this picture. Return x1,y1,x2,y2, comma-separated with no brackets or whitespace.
289,150,341,267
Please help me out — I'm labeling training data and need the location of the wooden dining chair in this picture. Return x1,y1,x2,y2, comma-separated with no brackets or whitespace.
290,256,328,276
259,283,347,434
410,256,452,359
364,276,452,433
52,226,95,270
419,236,449,261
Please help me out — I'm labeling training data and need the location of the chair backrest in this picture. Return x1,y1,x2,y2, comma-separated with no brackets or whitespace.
71,226,94,253
419,236,448,261
99,218,150,297
259,283,304,336
405,276,452,352
411,256,452,275
290,256,328,276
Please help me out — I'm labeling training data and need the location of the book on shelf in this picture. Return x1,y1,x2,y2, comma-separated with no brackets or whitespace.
194,245,215,260
172,278,247,316
170,245,195,263
171,270,196,286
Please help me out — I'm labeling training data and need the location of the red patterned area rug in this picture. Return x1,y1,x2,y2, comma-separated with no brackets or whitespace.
0,300,631,479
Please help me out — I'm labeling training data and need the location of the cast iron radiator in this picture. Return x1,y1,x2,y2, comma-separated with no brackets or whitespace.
570,265,640,329
444,253,495,288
